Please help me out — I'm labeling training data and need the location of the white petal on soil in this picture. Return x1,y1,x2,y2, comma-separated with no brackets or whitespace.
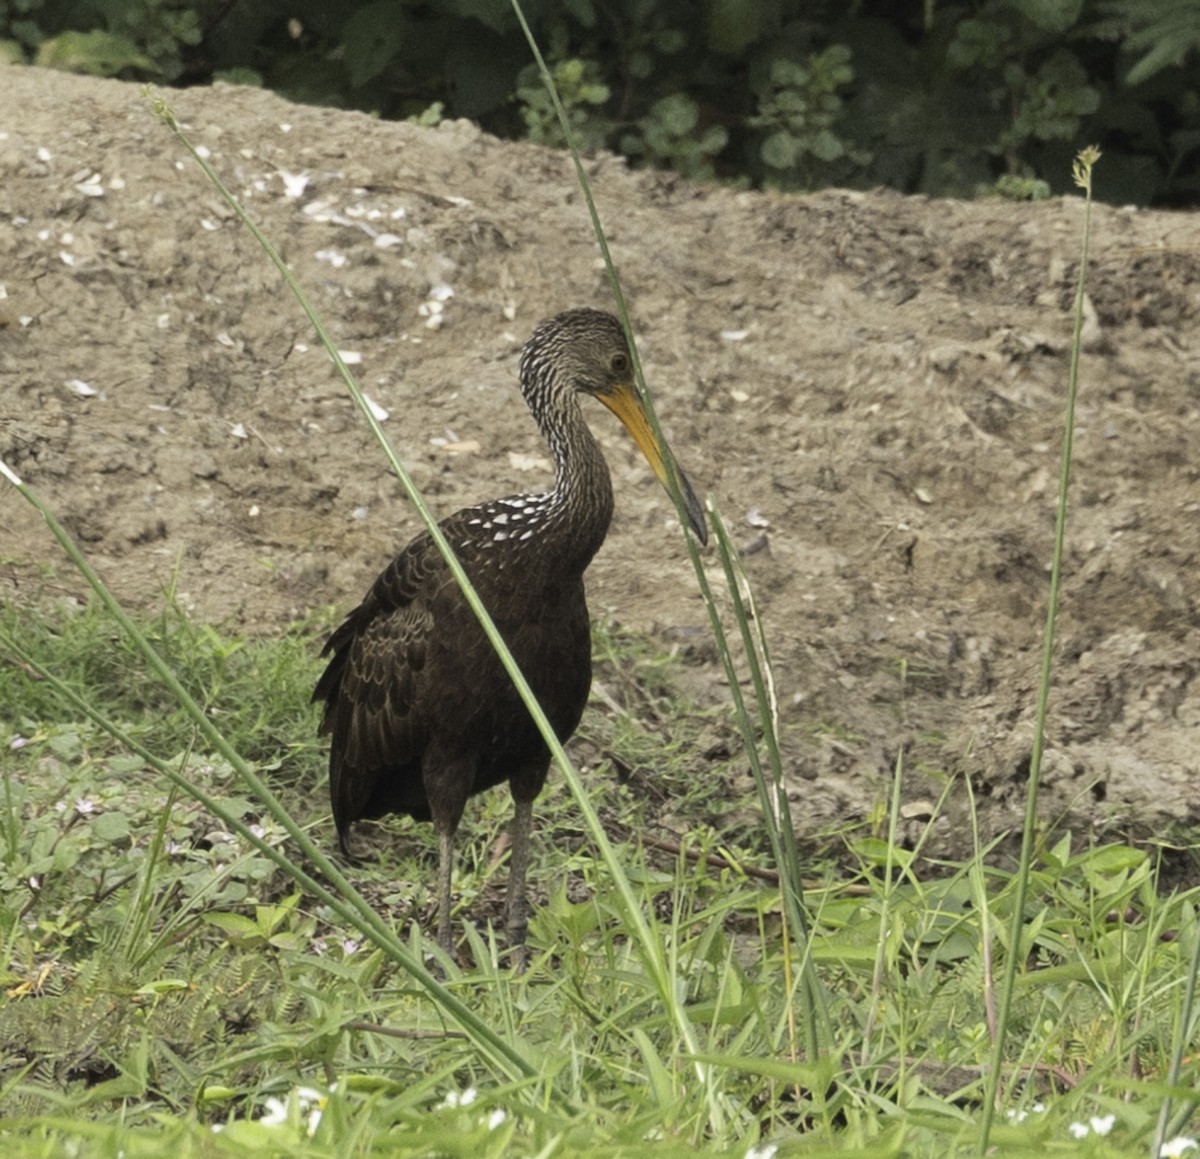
338,350,362,365
720,329,750,342
315,249,347,268
67,379,97,397
362,393,389,421
279,169,309,198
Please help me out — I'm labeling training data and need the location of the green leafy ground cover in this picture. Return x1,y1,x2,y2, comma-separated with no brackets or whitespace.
1,600,1198,1156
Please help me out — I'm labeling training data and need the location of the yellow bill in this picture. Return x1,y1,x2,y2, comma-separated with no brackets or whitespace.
597,381,708,545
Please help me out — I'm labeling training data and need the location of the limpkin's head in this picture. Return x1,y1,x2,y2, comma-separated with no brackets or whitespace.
520,309,707,545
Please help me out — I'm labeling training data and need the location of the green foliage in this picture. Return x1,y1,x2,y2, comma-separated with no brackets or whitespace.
750,46,867,190
0,598,329,770
6,0,208,81
515,56,610,149
34,29,157,76
2,0,1198,204
3,701,1198,1151
1103,0,1200,85
621,93,729,181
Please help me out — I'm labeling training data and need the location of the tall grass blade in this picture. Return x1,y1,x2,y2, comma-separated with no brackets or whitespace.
1153,899,1200,1157
707,502,829,1059
976,145,1101,1149
511,0,829,1111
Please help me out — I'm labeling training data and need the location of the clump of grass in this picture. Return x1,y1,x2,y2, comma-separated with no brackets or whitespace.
1,597,331,770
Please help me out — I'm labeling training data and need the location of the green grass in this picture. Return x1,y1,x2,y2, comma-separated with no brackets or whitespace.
0,595,335,769
2,603,1199,1155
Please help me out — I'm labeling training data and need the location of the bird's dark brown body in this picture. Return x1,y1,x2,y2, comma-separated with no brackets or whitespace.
314,309,705,957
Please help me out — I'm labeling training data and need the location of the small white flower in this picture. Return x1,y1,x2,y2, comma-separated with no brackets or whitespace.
1162,1138,1199,1158
258,1096,288,1126
745,1144,778,1159
295,1087,327,1136
75,797,96,815
1069,1121,1089,1139
1090,1114,1116,1136
439,1086,478,1110
341,938,359,955
487,1108,507,1130
10,736,28,750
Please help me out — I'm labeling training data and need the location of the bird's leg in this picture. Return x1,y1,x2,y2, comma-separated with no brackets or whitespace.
426,758,470,959
505,793,535,967
435,826,455,955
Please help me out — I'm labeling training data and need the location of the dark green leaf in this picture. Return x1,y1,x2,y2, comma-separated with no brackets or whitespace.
342,2,404,90
91,811,131,843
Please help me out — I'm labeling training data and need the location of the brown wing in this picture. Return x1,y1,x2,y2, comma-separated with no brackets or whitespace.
314,534,439,846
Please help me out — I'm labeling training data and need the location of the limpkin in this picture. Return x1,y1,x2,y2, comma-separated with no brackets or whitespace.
313,308,706,957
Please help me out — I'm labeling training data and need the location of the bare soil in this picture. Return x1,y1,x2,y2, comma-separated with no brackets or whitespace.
3,65,1199,862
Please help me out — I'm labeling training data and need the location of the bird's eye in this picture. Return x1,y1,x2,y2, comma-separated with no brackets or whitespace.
611,353,630,375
